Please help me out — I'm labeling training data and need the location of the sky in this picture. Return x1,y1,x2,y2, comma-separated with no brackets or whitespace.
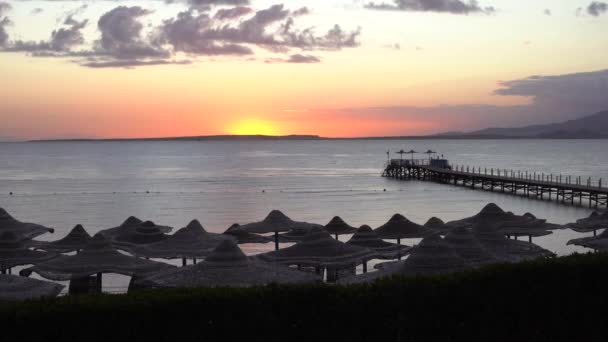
0,0,607,139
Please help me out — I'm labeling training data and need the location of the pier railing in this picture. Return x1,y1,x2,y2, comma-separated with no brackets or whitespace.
450,165,603,189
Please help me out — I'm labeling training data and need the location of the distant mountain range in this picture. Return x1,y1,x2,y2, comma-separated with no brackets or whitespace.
25,110,608,142
434,110,608,139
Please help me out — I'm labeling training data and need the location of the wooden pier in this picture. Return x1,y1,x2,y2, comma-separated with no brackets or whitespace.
383,159,608,209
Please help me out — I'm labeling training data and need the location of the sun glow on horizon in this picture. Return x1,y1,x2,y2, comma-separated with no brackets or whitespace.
227,119,279,136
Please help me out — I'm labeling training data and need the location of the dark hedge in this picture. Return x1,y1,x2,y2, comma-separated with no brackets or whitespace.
2,253,608,342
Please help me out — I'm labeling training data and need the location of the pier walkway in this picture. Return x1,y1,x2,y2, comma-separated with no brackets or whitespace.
383,159,608,209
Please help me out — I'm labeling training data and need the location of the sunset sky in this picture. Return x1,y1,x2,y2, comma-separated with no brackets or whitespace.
1,0,607,140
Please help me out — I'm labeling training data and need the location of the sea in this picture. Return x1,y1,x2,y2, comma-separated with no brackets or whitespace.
1,139,607,292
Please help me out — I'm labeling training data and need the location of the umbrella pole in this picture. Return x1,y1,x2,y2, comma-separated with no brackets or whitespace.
96,273,102,293
193,258,197,265
528,235,532,243
274,231,279,251
1,269,5,275
182,258,187,267
362,261,367,274
335,234,338,240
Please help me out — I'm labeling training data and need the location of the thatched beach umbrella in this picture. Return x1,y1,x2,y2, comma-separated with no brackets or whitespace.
424,217,448,233
346,225,411,267
567,228,608,251
256,230,378,280
130,220,236,265
239,210,321,250
0,275,64,302
223,224,271,244
98,216,172,239
472,221,554,263
444,227,497,267
375,214,432,244
445,203,560,242
31,224,92,254
340,234,466,284
0,232,56,274
566,211,608,236
133,240,319,289
112,221,171,250
323,216,358,240
21,234,173,294
276,226,325,243
0,207,54,240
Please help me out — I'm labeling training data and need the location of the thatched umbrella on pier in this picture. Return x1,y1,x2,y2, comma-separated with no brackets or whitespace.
31,224,92,254
239,210,321,250
0,232,56,274
340,234,466,284
375,214,432,244
133,240,319,289
0,207,54,240
567,228,608,251
256,230,378,280
323,216,358,240
130,220,236,265
566,211,608,236
472,221,554,263
223,224,271,244
0,275,64,302
98,216,172,239
424,217,448,233
21,234,173,294
444,227,497,267
346,225,411,265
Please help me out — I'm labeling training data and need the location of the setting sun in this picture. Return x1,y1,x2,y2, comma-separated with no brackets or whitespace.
227,119,279,136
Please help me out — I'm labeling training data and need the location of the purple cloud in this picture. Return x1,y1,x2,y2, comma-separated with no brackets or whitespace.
365,0,496,14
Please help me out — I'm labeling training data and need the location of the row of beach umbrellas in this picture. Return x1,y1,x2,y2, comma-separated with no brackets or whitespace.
1,204,607,301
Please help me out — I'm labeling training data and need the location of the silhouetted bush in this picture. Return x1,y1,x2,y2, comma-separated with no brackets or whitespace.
2,253,608,341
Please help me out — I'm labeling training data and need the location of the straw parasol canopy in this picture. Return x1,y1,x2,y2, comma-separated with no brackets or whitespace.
472,221,554,263
112,221,172,250
133,240,319,289
239,210,322,250
21,233,174,281
128,220,236,259
0,232,56,272
256,230,378,269
444,227,498,267
424,217,448,233
374,214,432,242
276,226,326,243
340,234,466,284
31,224,92,253
346,225,411,260
223,224,271,244
0,275,64,302
0,207,54,240
323,216,358,239
98,216,172,239
567,228,608,251
445,203,561,238
566,211,608,234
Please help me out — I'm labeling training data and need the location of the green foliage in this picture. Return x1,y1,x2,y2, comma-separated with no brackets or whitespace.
2,253,608,341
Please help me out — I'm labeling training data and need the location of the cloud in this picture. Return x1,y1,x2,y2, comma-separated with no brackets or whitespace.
31,8,44,15
587,1,608,16
81,59,192,68
214,6,253,20
0,2,10,47
543,9,551,16
286,53,320,63
1,3,360,68
365,0,496,14
155,4,360,56
4,15,88,53
187,0,249,9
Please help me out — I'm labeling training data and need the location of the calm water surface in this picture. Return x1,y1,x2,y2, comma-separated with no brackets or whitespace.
1,140,607,291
